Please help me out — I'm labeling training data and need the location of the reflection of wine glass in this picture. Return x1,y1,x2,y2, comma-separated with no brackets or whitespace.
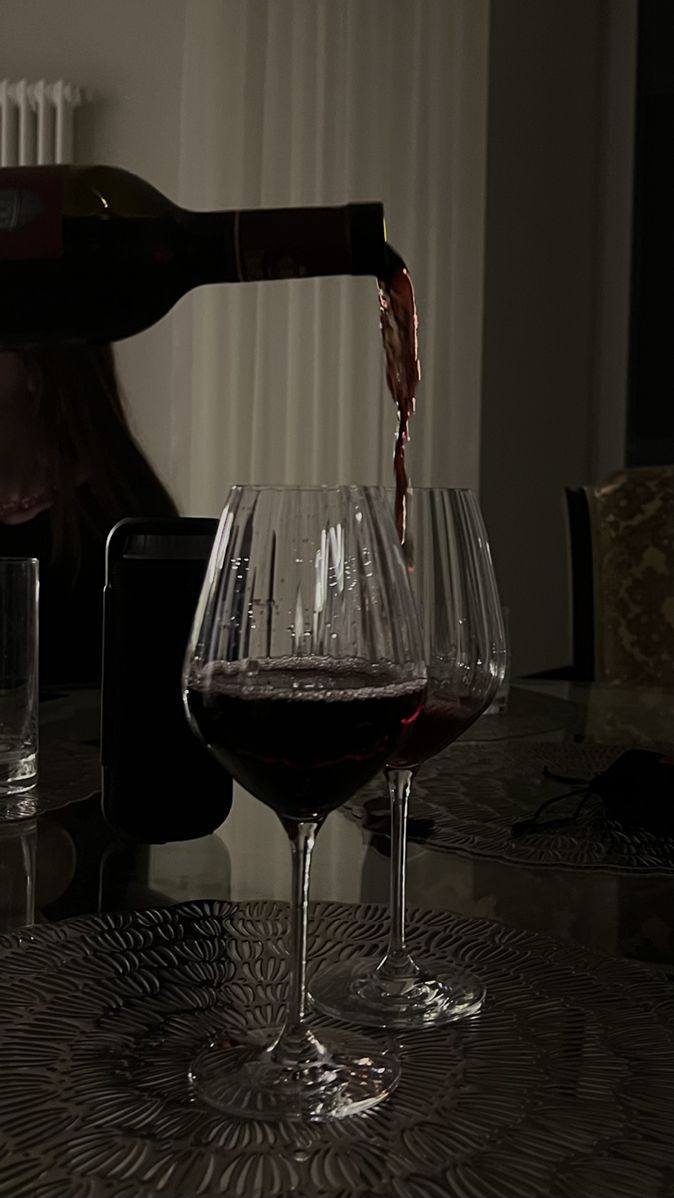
183,486,426,1120
311,488,507,1028
0,819,36,932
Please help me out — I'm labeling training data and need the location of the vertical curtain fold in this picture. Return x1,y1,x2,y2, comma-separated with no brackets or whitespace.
171,0,489,515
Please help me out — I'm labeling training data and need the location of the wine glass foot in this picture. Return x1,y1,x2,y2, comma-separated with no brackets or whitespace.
310,959,485,1029
189,1031,400,1121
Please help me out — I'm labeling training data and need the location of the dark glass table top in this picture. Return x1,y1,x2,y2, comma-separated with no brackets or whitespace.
1,680,672,973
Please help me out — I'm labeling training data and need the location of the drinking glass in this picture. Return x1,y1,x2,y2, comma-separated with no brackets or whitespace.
311,488,507,1028
183,485,426,1120
0,558,39,797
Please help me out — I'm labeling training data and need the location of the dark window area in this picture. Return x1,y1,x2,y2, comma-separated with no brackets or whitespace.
627,0,674,465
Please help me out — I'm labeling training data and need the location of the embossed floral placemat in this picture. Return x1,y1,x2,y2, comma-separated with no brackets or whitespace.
0,899,672,1198
347,741,674,874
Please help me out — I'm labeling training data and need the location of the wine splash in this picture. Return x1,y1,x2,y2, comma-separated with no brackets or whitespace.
378,256,421,543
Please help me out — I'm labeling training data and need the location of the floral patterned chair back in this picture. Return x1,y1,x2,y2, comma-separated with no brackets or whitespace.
586,465,674,687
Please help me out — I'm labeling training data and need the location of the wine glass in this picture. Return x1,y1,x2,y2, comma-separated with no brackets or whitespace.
183,485,426,1120
310,488,507,1028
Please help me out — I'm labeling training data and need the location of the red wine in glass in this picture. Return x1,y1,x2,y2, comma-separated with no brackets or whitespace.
186,659,424,822
388,688,486,770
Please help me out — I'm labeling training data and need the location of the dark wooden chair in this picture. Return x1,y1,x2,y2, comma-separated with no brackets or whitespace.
529,466,674,685
566,467,674,686
563,485,595,681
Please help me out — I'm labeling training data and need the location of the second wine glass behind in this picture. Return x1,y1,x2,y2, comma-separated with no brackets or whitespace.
310,488,507,1029
183,485,427,1119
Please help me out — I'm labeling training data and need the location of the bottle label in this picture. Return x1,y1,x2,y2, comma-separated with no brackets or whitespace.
0,168,63,260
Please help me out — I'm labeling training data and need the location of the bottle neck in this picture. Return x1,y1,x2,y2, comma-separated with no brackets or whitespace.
232,203,387,281
177,210,239,285
181,202,388,285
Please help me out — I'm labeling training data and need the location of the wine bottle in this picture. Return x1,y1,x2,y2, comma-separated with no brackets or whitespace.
0,164,389,348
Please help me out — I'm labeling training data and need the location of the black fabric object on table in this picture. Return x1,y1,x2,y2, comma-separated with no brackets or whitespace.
512,749,674,839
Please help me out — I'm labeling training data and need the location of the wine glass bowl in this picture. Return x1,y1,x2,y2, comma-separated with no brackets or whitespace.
310,488,507,1029
183,485,426,1119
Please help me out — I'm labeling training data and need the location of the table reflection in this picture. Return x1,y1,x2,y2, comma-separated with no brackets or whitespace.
0,681,671,973
0,819,35,932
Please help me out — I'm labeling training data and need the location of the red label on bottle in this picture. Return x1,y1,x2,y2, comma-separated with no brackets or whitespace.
0,167,64,260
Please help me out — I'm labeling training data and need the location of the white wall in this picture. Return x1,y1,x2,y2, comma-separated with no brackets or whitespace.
169,0,490,516
479,0,636,675
1,0,188,497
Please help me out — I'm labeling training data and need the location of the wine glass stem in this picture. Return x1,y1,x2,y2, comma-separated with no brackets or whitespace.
266,817,335,1075
377,768,419,980
283,818,317,1030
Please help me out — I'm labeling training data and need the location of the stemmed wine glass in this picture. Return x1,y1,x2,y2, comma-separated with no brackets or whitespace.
310,488,507,1028
183,485,427,1119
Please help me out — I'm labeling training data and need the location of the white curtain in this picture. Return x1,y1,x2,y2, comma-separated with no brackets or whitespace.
170,0,489,516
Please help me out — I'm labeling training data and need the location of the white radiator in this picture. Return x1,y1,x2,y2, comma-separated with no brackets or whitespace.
0,79,91,166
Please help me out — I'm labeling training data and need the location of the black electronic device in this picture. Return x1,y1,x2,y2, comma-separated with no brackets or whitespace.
101,516,232,843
